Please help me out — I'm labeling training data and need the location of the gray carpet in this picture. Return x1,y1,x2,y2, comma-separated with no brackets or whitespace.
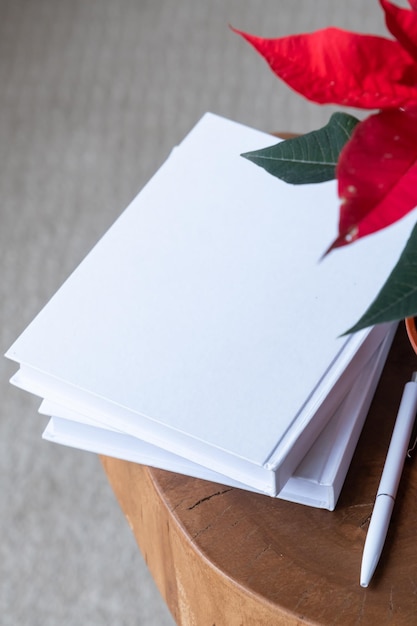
1,1,389,624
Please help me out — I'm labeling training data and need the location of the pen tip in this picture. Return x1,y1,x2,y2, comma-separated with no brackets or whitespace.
360,580,369,588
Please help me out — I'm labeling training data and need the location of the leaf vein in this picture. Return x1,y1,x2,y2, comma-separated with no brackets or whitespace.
253,155,337,166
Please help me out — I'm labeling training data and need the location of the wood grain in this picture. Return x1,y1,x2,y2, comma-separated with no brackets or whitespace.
102,324,417,625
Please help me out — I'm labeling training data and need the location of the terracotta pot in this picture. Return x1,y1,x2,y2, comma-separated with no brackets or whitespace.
405,317,417,354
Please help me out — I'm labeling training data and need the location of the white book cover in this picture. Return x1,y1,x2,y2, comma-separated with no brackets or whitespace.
6,113,414,495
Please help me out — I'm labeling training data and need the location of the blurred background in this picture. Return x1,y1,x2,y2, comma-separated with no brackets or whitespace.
0,1,392,624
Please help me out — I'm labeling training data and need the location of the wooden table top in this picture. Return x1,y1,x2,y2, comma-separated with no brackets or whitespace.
101,323,417,625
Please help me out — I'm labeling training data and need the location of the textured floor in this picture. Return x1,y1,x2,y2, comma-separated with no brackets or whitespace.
1,2,389,624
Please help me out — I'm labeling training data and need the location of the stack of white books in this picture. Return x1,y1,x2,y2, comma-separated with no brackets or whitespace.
6,113,412,510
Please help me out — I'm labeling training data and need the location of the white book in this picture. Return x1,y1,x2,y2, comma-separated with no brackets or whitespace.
40,325,395,509
8,316,389,496
6,113,413,496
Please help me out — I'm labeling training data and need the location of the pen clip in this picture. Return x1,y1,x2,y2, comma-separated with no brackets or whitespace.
407,435,417,458
407,416,417,459
406,372,417,460
407,432,417,458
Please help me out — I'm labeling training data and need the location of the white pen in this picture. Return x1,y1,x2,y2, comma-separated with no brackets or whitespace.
360,371,417,587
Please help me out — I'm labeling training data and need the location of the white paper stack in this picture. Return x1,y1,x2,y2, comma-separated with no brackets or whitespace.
6,113,411,509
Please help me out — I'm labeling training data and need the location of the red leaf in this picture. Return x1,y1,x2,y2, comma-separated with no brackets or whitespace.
381,0,417,61
232,26,417,109
329,107,417,251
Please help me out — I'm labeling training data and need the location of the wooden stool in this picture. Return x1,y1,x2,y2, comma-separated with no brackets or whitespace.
102,323,417,625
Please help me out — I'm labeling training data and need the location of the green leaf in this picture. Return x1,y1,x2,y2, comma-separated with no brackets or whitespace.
241,112,360,184
344,221,417,334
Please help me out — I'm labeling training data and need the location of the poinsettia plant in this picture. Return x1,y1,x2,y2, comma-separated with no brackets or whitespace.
233,0,417,334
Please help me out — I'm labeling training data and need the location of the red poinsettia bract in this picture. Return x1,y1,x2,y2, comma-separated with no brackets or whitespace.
334,106,417,249
233,0,417,249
